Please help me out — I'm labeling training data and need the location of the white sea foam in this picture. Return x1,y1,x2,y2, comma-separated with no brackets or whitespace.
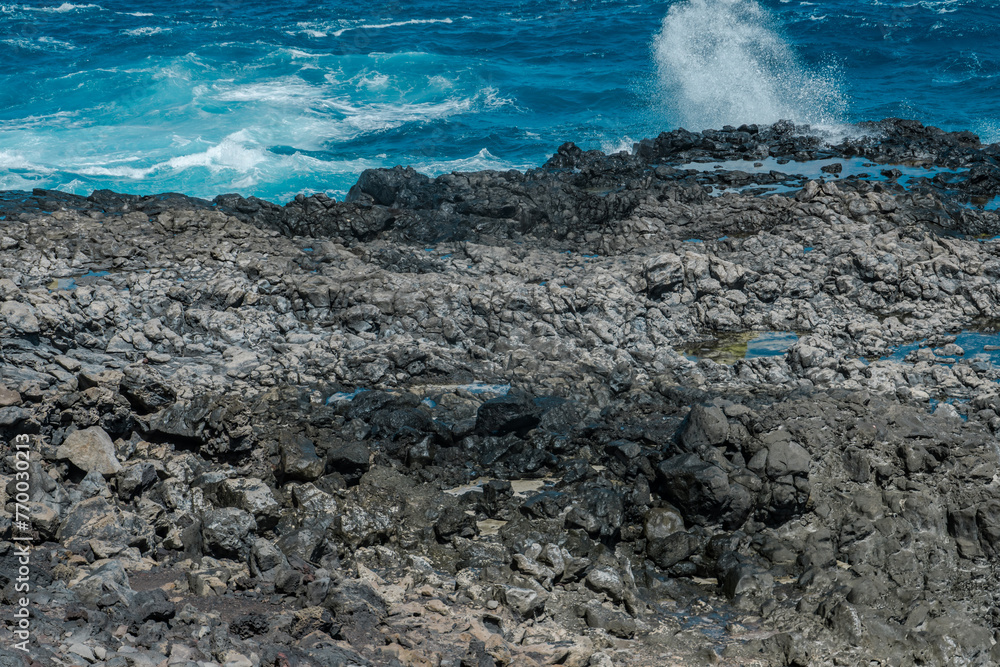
427,75,455,89
210,78,318,103
0,173,42,190
0,149,55,173
321,87,514,136
355,72,390,90
76,164,154,178
122,27,170,37
975,119,1000,146
0,38,41,51
4,34,79,52
416,148,526,175
25,2,100,12
164,132,266,173
653,0,847,131
600,136,636,155
332,18,456,38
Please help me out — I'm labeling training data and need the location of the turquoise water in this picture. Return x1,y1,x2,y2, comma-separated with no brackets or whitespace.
888,331,1000,365
1,0,999,202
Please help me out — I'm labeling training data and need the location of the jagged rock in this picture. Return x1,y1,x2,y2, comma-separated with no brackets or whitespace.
71,560,134,607
217,478,281,530
201,507,257,558
1,300,39,334
131,589,176,622
584,603,637,638
503,586,546,617
476,393,542,437
116,462,158,500
644,505,685,541
280,433,325,481
0,387,21,407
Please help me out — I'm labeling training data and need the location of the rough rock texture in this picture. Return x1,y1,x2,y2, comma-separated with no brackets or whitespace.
55,426,122,476
2,119,1000,665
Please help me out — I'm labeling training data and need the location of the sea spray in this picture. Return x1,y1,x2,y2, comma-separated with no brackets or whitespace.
653,0,847,131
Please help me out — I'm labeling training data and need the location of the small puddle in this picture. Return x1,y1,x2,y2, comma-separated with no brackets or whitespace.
47,270,113,291
680,156,959,185
325,388,369,404
677,157,991,203
682,331,798,365
885,330,1000,366
325,382,510,406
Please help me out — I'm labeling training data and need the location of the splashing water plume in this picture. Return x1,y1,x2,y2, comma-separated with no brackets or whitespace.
654,0,847,131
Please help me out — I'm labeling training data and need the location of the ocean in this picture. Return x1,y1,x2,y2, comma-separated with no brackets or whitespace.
1,0,997,202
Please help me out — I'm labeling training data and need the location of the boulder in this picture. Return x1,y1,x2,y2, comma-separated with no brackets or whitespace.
71,560,134,607
57,426,121,476
681,404,729,449
280,433,325,481
116,462,158,500
643,505,686,541
1,300,39,334
476,392,542,437
201,507,257,558
217,478,281,530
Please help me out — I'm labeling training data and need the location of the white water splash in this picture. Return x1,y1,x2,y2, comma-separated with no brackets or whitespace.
653,0,847,131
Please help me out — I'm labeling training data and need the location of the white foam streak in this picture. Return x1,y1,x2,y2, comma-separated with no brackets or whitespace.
211,79,318,103
122,26,170,37
164,133,265,173
23,2,99,12
416,148,525,175
332,18,454,38
0,149,55,173
653,0,847,130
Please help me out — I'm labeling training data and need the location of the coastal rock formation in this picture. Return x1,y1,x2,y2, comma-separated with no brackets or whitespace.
2,119,1000,665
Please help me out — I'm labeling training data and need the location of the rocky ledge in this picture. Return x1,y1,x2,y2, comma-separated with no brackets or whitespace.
2,118,1000,666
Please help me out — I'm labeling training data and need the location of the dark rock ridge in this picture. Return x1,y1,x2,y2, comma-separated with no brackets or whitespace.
1,119,1000,665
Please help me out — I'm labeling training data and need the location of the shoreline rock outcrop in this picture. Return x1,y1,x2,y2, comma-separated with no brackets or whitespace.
2,118,1000,665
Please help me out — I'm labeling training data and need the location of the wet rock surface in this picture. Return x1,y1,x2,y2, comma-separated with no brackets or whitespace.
2,119,1000,665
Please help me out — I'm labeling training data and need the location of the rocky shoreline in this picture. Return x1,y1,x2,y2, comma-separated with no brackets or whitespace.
3,118,1000,666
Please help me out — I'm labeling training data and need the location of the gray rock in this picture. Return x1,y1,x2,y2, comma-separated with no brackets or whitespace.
326,441,371,479
1,300,39,334
131,589,176,622
718,552,774,602
647,531,702,569
585,568,625,603
502,586,546,617
476,392,541,437
57,496,131,553
57,426,122,476
765,439,811,478
584,603,637,638
71,560,134,606
280,433,325,481
0,406,28,426
201,507,257,558
657,453,752,529
643,505,685,541
116,462,158,500
681,404,729,449
217,478,280,530
250,537,290,580
0,386,21,407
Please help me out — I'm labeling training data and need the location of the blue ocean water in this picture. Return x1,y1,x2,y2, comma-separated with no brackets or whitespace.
1,0,998,202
